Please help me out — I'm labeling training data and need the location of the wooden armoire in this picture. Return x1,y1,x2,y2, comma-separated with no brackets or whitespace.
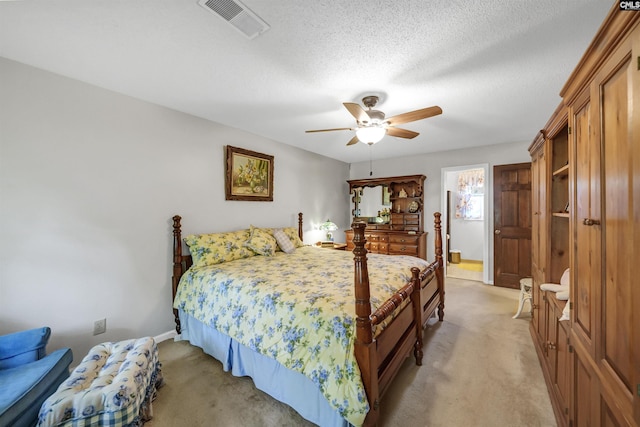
528,5,639,427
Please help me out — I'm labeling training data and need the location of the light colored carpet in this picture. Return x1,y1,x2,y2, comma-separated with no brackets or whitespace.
147,277,554,427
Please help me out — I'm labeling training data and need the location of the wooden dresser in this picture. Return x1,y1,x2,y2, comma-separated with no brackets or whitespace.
529,5,639,426
345,175,427,260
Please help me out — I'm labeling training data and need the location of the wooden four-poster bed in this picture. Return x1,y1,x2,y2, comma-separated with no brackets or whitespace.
171,212,445,426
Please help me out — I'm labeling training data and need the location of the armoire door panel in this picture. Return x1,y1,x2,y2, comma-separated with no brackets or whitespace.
554,317,570,417
573,345,598,427
573,96,597,350
600,402,621,427
599,47,635,401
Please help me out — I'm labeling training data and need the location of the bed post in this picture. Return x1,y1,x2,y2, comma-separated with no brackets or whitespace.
351,221,379,425
410,267,424,365
434,212,445,321
297,212,303,241
172,215,183,334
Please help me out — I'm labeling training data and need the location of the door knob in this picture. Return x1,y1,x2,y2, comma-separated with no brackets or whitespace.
583,218,601,226
495,229,501,234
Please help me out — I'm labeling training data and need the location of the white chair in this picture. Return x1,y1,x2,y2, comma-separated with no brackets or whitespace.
513,277,533,319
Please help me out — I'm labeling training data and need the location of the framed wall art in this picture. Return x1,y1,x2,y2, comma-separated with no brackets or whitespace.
225,145,274,201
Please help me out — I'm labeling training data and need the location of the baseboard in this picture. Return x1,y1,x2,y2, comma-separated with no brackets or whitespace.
154,330,177,343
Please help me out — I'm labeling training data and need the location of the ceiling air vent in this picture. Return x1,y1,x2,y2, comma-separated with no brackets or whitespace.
198,0,270,39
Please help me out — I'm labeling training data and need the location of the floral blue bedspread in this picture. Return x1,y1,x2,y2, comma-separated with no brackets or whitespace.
173,246,428,426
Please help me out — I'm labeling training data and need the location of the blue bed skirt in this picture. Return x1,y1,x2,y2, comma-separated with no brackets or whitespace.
177,311,351,427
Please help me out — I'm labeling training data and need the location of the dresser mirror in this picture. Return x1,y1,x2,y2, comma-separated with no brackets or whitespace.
352,185,391,223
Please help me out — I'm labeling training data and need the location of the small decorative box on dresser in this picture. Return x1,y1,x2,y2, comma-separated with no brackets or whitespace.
345,175,427,260
528,5,639,427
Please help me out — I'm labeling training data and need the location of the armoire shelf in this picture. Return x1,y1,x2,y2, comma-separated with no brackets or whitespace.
552,164,569,177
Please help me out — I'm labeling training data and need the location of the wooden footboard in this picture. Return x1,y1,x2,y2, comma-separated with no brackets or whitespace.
352,212,444,426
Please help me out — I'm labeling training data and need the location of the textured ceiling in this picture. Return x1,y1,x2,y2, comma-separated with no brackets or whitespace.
0,1,612,163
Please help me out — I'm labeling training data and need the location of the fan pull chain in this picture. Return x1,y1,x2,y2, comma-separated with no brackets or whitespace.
369,144,373,176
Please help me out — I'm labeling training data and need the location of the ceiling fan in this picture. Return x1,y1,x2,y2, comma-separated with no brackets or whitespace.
306,95,442,146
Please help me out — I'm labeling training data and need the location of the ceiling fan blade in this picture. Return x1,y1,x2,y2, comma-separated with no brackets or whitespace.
346,135,360,146
386,106,442,126
305,127,353,133
386,127,419,139
343,102,370,123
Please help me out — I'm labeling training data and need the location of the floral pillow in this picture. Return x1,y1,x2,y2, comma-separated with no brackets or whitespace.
184,229,254,267
273,228,296,254
253,226,303,251
281,227,304,248
244,225,277,256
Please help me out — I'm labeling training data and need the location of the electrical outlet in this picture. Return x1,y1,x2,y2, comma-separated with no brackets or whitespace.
93,318,106,336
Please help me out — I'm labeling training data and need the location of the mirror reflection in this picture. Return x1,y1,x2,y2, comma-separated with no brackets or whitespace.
353,185,391,222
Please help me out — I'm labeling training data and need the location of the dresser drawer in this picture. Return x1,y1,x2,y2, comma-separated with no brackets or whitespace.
388,234,420,245
403,214,420,223
389,243,419,256
367,242,390,254
365,233,389,242
390,215,404,225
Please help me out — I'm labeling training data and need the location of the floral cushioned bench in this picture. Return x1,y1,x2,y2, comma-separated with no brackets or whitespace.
37,337,162,427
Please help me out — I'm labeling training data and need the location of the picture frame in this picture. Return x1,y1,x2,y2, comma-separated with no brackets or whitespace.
225,145,274,201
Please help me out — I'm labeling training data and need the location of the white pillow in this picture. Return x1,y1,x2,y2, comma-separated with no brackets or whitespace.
273,228,296,254
560,268,570,286
560,300,570,321
556,290,570,301
540,283,567,292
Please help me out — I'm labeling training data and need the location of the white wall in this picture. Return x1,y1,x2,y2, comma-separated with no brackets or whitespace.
349,141,531,280
0,58,349,361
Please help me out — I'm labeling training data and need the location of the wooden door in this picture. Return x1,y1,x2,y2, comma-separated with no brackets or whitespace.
493,162,532,288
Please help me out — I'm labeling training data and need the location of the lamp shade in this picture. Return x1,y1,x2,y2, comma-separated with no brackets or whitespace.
356,126,386,144
319,220,338,231
320,219,338,241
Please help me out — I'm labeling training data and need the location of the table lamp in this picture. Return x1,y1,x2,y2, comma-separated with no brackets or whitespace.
320,220,338,241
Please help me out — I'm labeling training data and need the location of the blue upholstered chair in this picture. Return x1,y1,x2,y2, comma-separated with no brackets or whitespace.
0,327,73,427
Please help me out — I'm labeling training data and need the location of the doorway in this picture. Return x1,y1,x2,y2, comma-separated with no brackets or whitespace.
441,164,490,284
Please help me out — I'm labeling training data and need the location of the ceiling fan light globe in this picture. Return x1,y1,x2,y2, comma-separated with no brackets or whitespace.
356,126,385,144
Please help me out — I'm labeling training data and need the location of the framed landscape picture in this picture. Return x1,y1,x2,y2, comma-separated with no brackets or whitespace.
225,145,274,201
